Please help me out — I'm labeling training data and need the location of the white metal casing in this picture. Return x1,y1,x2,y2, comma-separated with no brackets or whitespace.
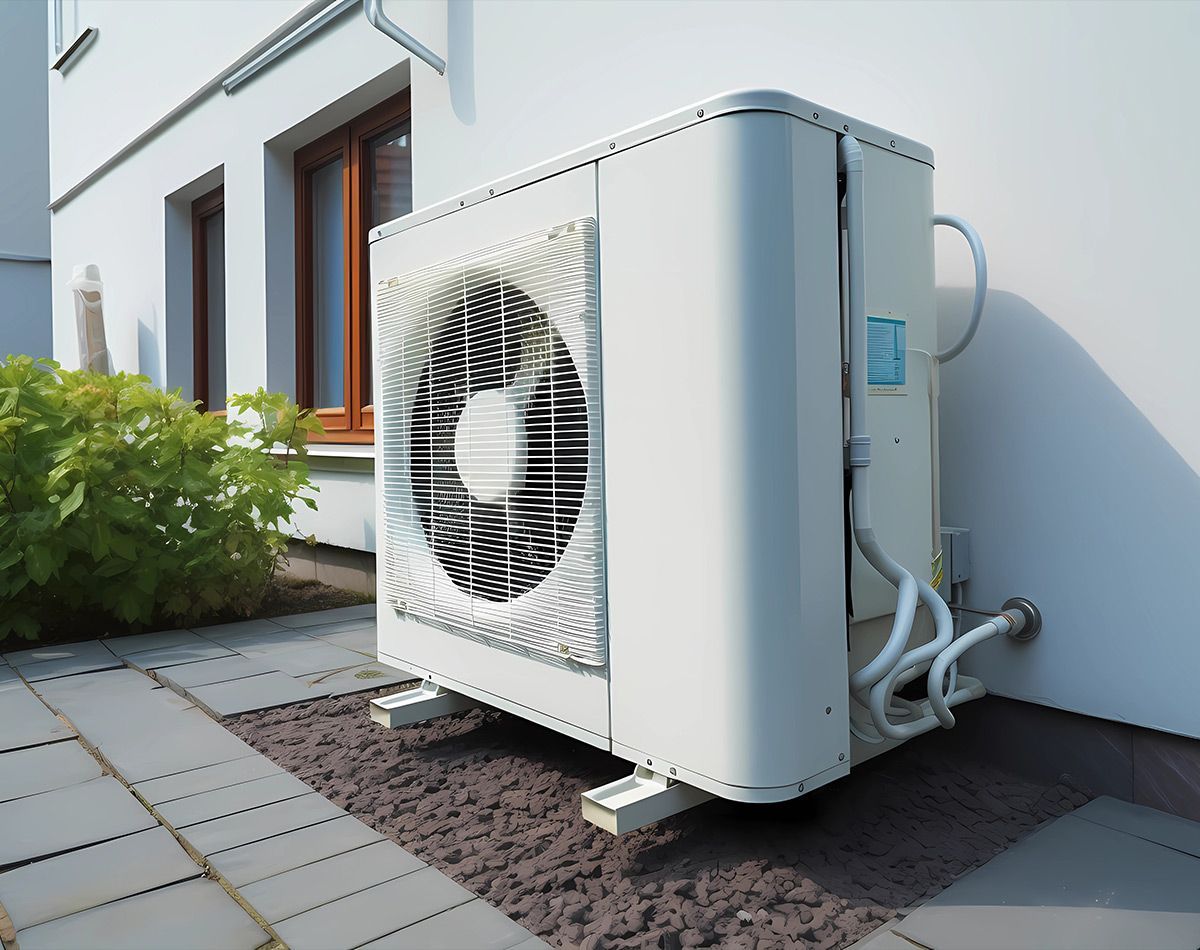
371,90,937,802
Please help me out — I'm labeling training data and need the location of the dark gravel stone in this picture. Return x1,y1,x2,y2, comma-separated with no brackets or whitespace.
227,689,1085,948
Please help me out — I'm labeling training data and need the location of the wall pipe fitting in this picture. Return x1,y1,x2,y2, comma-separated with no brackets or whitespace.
363,0,446,75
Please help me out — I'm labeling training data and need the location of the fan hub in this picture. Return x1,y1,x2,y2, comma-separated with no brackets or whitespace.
453,389,528,504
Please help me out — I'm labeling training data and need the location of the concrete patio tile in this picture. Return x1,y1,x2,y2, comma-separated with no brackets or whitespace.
0,664,22,688
156,653,276,690
302,617,378,638
241,839,425,924
1073,794,1200,860
313,626,377,655
95,708,257,783
15,641,124,681
892,812,1200,950
272,603,376,628
102,628,194,657
508,938,554,950
0,826,201,931
195,618,296,646
14,877,268,950
0,776,157,866
134,754,283,806
3,640,113,667
0,740,102,802
183,790,345,855
122,637,235,671
208,813,385,887
265,641,372,677
0,686,74,752
189,671,331,717
275,866,474,950
218,629,323,655
313,662,416,697
360,898,537,950
157,771,313,829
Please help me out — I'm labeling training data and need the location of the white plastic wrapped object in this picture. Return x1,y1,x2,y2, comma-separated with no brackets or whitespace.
69,263,111,374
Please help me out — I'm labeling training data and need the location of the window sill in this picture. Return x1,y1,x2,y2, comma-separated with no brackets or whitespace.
302,442,376,459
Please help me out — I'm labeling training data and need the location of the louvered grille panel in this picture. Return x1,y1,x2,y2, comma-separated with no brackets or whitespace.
376,218,606,666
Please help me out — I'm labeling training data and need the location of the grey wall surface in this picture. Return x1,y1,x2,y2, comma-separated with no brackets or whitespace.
0,260,52,358
0,0,52,358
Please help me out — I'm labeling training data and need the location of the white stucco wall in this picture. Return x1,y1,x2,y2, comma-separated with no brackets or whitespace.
46,0,1200,736
0,0,52,359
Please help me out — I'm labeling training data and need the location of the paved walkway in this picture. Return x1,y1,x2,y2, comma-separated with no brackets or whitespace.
0,607,544,950
851,795,1200,949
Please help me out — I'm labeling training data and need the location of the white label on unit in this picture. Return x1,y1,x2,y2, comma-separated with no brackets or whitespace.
867,314,907,392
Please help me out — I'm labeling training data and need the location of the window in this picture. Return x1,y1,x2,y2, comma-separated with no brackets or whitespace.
192,186,226,413
295,90,412,441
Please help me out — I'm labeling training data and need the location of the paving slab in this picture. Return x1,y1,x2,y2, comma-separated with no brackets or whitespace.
15,641,124,681
195,619,300,647
271,603,376,628
0,685,74,752
0,740,102,802
360,898,538,950
14,877,268,950
313,662,415,696
892,812,1200,950
183,790,345,855
301,617,378,638
134,753,283,806
158,771,314,829
0,776,158,866
94,708,257,783
1073,794,1200,860
275,865,475,950
313,626,377,655
208,813,385,887
0,663,22,688
0,826,201,931
3,639,114,667
102,628,195,657
218,629,324,656
194,617,291,641
121,636,235,671
189,670,331,717
264,641,372,677
156,653,277,690
241,839,425,924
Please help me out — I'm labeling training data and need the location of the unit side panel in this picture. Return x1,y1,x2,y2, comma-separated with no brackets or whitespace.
849,146,939,625
370,165,610,742
600,113,848,793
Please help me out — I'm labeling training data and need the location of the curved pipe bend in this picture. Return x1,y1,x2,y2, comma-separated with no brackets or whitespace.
933,214,987,363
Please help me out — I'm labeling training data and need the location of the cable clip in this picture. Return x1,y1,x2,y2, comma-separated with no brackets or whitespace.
848,435,871,467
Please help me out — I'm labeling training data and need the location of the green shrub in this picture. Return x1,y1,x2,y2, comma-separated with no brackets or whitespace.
0,356,322,640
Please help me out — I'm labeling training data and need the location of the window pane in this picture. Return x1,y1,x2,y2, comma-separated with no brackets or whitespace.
368,123,412,228
365,122,412,408
311,159,345,409
204,210,226,411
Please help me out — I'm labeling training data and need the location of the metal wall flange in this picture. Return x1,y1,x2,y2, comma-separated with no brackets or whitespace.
1002,597,1042,641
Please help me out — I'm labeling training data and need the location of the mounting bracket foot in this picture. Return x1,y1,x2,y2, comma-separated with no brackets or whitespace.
581,765,714,835
369,680,480,729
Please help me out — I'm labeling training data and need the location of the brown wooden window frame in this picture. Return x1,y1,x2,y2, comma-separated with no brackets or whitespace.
294,88,411,443
191,184,225,414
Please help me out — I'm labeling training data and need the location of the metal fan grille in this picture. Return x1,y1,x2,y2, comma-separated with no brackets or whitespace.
376,218,606,666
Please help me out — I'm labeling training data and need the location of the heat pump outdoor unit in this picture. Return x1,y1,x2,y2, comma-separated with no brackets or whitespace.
368,90,1039,834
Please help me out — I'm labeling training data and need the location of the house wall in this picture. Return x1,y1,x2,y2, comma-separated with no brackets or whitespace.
0,0,52,359
46,1,1200,738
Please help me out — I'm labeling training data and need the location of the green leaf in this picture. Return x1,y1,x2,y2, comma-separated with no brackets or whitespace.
25,543,55,585
58,481,85,521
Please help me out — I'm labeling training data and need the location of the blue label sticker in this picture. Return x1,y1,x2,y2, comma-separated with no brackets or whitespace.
867,316,906,386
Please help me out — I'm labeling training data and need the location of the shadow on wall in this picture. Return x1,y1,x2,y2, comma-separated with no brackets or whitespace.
448,0,475,125
937,288,1200,740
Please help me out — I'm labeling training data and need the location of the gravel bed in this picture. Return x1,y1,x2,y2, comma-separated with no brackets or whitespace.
228,690,1088,948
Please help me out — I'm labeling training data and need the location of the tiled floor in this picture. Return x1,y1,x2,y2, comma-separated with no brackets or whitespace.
0,606,544,950
851,796,1200,949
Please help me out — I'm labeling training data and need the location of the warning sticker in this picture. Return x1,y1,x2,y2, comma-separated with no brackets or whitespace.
867,315,906,387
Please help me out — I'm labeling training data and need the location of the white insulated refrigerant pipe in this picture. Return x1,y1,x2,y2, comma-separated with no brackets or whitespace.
838,135,1038,743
